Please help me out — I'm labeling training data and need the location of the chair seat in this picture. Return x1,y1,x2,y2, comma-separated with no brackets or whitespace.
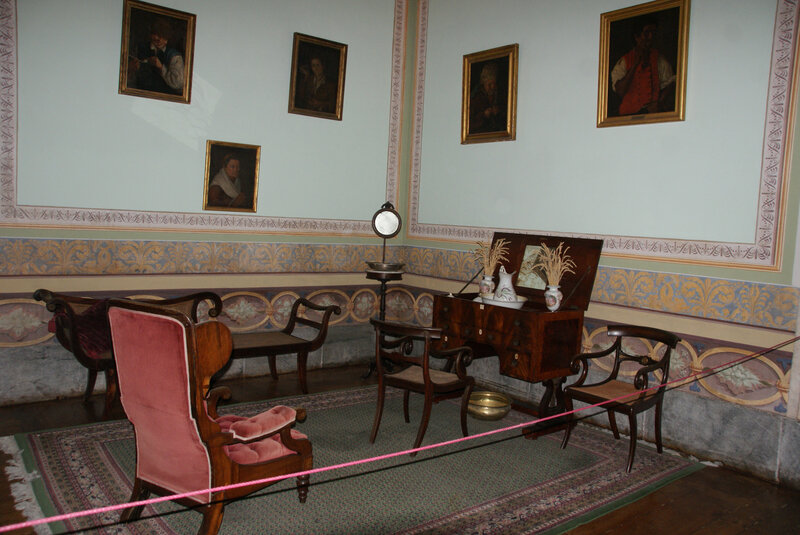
387,366,464,390
567,380,659,408
233,331,309,352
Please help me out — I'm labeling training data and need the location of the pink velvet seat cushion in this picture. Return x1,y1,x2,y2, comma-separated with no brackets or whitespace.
216,405,307,465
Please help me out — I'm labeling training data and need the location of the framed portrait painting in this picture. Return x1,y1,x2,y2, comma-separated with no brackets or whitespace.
118,0,196,104
203,141,261,213
461,44,518,144
288,33,348,120
597,0,690,127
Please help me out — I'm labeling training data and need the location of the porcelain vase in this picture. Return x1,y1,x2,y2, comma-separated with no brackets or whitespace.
544,285,563,312
493,266,517,302
478,274,495,297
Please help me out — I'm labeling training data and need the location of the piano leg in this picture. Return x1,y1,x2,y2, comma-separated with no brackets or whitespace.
521,377,570,439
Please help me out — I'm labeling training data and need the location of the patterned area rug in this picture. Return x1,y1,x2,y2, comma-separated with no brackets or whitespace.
2,386,701,534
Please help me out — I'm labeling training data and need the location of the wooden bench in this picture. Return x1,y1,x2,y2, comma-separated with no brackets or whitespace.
230,297,341,394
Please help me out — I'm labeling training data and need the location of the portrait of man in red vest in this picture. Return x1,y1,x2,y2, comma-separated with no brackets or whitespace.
608,12,678,117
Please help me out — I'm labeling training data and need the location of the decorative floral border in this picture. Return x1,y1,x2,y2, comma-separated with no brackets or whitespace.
0,238,797,330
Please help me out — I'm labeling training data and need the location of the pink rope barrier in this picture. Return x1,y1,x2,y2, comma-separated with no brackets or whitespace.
1,334,797,533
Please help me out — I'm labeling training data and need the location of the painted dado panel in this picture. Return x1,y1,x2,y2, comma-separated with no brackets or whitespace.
0,238,797,331
0,288,791,415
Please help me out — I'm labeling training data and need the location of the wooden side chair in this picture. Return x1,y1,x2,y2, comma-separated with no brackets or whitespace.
34,289,223,418
369,319,474,455
560,324,680,472
107,299,312,535
230,297,341,394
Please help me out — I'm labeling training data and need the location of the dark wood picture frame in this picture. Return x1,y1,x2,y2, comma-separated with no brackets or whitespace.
461,44,518,144
489,232,603,311
203,140,261,213
118,0,196,104
597,0,690,127
288,33,348,121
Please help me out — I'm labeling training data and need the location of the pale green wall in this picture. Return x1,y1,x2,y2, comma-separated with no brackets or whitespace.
418,0,771,243
16,0,395,220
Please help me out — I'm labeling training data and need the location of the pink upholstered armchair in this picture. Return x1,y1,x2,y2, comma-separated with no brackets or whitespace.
107,299,312,535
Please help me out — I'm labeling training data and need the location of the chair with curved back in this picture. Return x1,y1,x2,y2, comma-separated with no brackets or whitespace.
560,324,680,472
34,289,223,418
369,318,474,455
107,298,312,535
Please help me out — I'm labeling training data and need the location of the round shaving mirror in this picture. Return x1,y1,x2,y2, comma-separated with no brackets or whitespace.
371,202,402,239
368,202,404,272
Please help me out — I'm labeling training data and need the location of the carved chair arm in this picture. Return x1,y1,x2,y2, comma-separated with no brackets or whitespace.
205,386,232,419
632,362,664,391
432,345,473,377
283,298,342,349
567,342,619,386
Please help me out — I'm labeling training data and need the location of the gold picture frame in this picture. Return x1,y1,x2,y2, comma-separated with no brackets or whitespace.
118,0,196,104
288,33,348,121
461,44,519,144
202,140,261,213
597,0,690,127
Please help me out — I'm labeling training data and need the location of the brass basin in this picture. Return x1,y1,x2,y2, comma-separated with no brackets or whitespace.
468,391,512,420
366,261,405,272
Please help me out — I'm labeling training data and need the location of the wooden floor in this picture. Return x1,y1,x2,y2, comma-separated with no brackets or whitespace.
1,365,799,534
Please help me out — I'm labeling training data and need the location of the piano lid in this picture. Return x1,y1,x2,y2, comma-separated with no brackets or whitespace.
488,232,603,312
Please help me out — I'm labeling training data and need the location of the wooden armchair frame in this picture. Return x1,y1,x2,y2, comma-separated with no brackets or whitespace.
369,319,474,455
560,324,680,472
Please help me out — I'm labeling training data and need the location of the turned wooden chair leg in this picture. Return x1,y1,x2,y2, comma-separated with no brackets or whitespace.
296,474,310,503
199,502,225,535
560,396,575,449
411,396,433,456
102,368,117,419
370,382,386,443
83,369,98,402
459,385,473,437
626,413,638,473
403,390,411,423
608,411,621,439
267,354,278,380
120,478,149,523
655,401,664,454
297,351,309,394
